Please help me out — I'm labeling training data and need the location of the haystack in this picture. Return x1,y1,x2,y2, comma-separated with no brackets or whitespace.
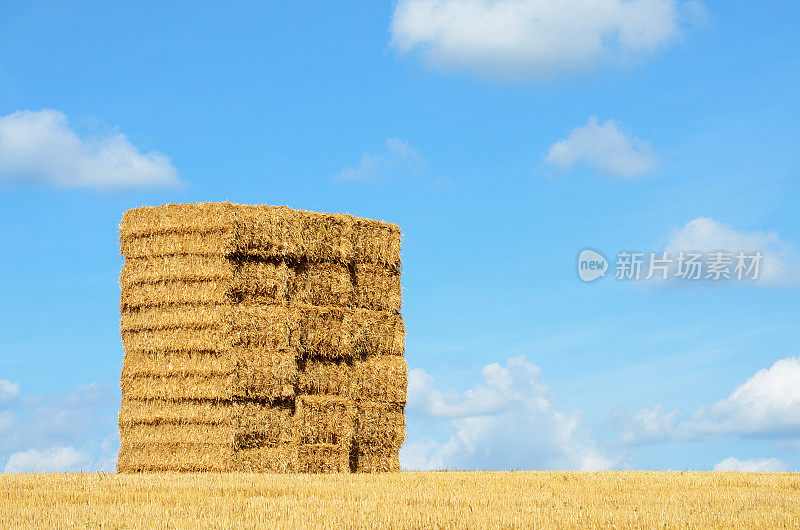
117,203,405,473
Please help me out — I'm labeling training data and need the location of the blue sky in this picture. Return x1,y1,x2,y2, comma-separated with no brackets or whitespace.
1,0,799,473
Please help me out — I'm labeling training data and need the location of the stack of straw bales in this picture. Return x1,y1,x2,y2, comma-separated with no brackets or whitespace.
117,203,406,473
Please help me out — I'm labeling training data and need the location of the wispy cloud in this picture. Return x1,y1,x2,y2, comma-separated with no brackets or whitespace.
714,457,787,472
391,0,702,79
0,109,179,189
0,380,118,473
4,446,91,473
546,117,657,177
0,379,20,404
612,357,800,446
662,217,800,287
402,356,615,471
335,137,427,183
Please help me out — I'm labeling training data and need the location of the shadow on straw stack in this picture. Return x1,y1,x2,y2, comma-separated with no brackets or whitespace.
117,203,406,472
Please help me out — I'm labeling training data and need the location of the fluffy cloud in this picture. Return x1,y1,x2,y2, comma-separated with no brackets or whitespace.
0,110,179,189
4,446,91,473
391,0,699,79
546,117,657,177
402,356,615,470
663,217,800,287
613,357,800,445
609,405,680,446
0,379,20,404
714,457,787,472
335,138,427,183
685,358,800,438
1,381,118,473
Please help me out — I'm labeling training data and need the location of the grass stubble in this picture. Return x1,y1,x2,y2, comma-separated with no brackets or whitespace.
2,470,799,528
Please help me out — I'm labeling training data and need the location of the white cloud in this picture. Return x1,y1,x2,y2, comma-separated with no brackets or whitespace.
613,357,800,446
714,457,787,472
0,379,20,404
391,0,697,79
401,356,615,470
546,117,657,177
684,358,800,438
4,446,90,473
609,405,680,446
0,381,118,473
663,217,800,287
335,137,427,182
0,109,179,189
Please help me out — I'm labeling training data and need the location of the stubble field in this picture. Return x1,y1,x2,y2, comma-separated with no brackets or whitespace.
2,470,799,528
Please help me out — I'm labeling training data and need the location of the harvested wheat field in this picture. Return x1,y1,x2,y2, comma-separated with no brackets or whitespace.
2,471,800,528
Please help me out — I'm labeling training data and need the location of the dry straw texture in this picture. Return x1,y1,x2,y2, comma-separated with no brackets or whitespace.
5,472,800,528
118,202,406,473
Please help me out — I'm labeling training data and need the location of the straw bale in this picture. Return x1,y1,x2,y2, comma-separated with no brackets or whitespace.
229,304,297,350
120,374,235,400
120,412,295,447
353,263,402,312
120,230,234,260
121,297,405,355
231,205,304,259
231,348,297,400
297,356,407,404
294,395,355,446
120,202,237,236
297,212,353,264
121,280,232,309
121,351,233,376
295,306,405,358
120,256,293,299
121,423,237,445
121,327,232,353
355,355,408,403
232,303,404,357
233,445,299,473
120,255,232,286
355,402,405,450
351,220,402,271
119,399,231,425
353,447,400,473
120,260,398,311
291,262,353,308
290,261,401,311
119,399,295,452
117,442,232,472
232,261,294,302
120,203,402,268
231,402,295,443
121,348,296,398
297,443,351,473
122,306,297,352
120,304,229,331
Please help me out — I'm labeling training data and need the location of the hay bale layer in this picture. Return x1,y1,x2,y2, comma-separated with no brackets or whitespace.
120,303,404,358
356,402,406,450
117,203,406,474
297,356,407,404
294,395,355,446
120,258,401,312
117,443,233,472
353,447,401,473
120,203,402,268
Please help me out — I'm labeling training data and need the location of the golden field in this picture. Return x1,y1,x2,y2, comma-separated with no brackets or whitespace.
2,471,799,528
